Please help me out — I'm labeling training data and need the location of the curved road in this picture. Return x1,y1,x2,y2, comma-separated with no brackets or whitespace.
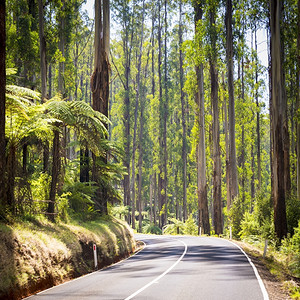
26,235,268,300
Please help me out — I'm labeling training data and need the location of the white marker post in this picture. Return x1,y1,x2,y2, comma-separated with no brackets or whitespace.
263,239,268,258
93,243,97,270
199,226,202,237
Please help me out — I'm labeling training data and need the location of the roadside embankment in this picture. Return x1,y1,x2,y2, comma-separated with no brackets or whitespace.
0,216,136,300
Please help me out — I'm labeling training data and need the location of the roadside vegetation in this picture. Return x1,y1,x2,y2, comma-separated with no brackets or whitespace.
0,215,136,300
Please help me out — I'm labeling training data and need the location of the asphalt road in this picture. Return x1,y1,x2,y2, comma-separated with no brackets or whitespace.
26,235,269,300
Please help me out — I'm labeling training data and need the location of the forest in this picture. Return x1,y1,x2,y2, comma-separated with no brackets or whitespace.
0,0,300,251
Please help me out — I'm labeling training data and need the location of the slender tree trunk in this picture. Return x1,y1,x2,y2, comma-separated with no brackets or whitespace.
132,1,145,230
48,64,52,98
38,0,47,102
194,0,210,235
297,0,300,200
241,58,246,204
151,10,156,225
270,0,288,240
154,172,157,225
255,28,262,191
251,144,255,212
210,5,222,235
149,174,153,223
0,0,6,207
161,0,169,227
223,74,231,211
158,1,163,228
226,0,239,206
58,0,65,95
179,0,187,222
91,0,110,215
138,106,144,233
123,17,132,224
48,130,60,221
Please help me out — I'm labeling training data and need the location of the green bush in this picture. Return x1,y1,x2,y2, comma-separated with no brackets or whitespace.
281,221,300,277
142,223,162,235
286,194,300,236
163,218,185,235
239,212,260,239
228,196,243,239
183,215,198,236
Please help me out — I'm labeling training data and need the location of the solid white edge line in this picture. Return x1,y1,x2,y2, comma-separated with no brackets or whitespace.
227,240,269,300
124,238,188,300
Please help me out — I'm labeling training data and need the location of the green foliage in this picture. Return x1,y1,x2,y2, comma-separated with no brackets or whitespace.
228,197,243,239
63,182,97,218
286,194,300,236
163,218,185,235
183,215,198,236
109,205,129,220
239,212,260,239
142,223,162,235
163,215,198,236
281,222,300,277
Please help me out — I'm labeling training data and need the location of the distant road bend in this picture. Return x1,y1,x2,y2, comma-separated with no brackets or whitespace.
26,235,269,300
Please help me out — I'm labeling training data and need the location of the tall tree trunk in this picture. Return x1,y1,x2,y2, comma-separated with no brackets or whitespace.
270,0,288,241
149,174,153,223
123,11,132,224
154,172,157,225
58,0,65,95
48,64,52,98
255,28,262,191
210,5,222,235
225,0,239,206
38,0,47,102
48,130,60,221
297,0,300,200
0,0,6,208
131,1,145,230
194,0,210,235
138,105,144,233
160,0,169,227
158,1,163,228
91,0,110,215
241,58,246,204
223,74,231,211
179,0,187,222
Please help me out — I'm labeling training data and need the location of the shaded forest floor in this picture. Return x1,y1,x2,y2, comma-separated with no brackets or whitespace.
0,216,136,300
235,240,300,300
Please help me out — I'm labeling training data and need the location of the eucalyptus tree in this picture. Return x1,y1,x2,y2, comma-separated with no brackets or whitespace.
297,0,300,201
193,0,210,235
225,0,239,207
91,0,110,215
0,0,5,208
270,0,288,240
38,0,47,102
207,0,222,234
179,0,188,222
111,0,136,222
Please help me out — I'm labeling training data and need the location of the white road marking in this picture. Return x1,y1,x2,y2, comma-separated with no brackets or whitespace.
227,239,269,300
124,239,188,300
